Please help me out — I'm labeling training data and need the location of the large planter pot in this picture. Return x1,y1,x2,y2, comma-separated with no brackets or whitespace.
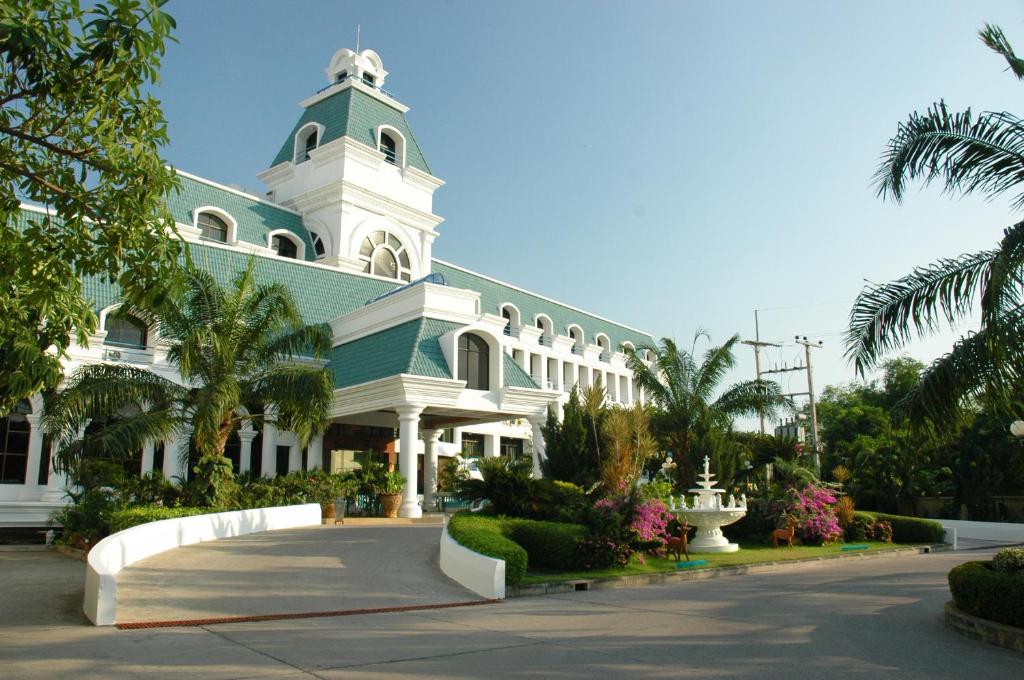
379,493,402,518
321,502,335,520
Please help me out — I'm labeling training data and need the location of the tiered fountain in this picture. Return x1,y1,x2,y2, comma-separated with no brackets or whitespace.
671,456,747,553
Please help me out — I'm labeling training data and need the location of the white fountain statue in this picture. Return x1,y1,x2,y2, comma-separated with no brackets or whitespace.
671,455,747,553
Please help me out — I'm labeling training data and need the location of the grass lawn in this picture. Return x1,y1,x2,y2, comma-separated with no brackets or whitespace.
519,541,912,585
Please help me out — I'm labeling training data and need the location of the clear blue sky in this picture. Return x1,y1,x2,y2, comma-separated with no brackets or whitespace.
158,0,1024,429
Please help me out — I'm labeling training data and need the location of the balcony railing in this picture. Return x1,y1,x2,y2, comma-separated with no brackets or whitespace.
316,72,398,100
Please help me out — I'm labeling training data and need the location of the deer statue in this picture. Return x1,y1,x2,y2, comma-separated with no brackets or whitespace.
771,519,797,548
666,520,691,562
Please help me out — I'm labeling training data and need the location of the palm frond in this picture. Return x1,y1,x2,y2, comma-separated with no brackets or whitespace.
979,220,1024,331
712,379,791,420
874,102,1024,208
845,250,996,373
980,23,1024,81
247,363,333,446
693,333,740,400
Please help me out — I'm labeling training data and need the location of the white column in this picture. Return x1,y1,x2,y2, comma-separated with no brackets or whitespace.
140,440,155,475
421,429,440,511
518,350,530,374
288,444,302,473
164,428,191,481
261,421,278,478
483,433,499,458
452,427,464,454
529,416,546,478
307,433,323,470
238,430,256,475
538,354,548,389
25,413,43,489
625,375,634,404
396,404,424,518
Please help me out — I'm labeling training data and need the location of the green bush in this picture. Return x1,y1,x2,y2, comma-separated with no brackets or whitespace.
503,518,588,571
447,513,528,585
992,547,1024,574
853,511,944,544
949,560,1024,628
108,506,213,533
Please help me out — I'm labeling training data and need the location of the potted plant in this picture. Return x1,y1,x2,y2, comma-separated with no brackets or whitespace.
333,476,359,524
378,469,405,518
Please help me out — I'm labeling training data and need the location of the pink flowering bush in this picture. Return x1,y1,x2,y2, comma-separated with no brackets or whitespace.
630,499,672,545
787,483,841,545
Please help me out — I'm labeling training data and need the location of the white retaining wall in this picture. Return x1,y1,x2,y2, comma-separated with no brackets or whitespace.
938,519,1024,548
84,503,322,625
439,525,505,600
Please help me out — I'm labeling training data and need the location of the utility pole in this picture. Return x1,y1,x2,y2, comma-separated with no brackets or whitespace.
742,310,780,434
795,336,824,470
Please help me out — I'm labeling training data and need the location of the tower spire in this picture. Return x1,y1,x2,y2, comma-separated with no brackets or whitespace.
355,24,361,53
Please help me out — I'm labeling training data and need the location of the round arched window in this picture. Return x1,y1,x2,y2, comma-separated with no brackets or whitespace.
271,234,298,259
458,333,490,390
359,229,411,281
105,315,147,349
197,212,228,242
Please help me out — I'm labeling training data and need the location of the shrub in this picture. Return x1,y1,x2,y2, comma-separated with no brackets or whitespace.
835,496,855,528
504,518,587,571
992,547,1024,574
447,513,528,584
630,499,672,550
789,484,841,545
853,511,944,544
576,534,632,569
108,506,213,533
845,516,892,543
456,457,588,522
948,560,1024,628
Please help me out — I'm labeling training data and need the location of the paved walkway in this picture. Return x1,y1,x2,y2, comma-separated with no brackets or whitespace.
1,544,1020,678
115,525,479,623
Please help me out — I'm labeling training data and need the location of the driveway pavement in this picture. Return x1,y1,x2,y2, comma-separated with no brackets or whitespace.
0,543,1019,678
115,525,478,624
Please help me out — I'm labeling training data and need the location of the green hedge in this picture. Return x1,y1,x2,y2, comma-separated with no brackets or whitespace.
853,511,945,544
446,513,589,585
949,560,1024,628
503,518,588,571
108,506,213,533
447,513,528,585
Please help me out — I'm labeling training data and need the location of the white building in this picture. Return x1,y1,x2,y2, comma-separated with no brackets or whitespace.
0,48,655,526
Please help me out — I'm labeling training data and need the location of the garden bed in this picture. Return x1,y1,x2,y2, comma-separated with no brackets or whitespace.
518,542,918,586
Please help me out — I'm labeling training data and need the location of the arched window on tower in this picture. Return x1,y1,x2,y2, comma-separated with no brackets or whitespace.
303,129,318,161
310,232,326,259
379,132,397,165
359,229,412,281
458,333,490,390
502,308,512,336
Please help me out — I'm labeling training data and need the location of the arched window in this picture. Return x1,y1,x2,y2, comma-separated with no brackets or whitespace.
501,308,512,336
197,211,228,242
310,232,326,259
458,333,490,390
535,315,553,346
569,326,584,354
359,229,412,281
105,316,147,349
271,234,299,259
0,400,31,484
303,129,318,161
596,334,611,360
379,132,397,165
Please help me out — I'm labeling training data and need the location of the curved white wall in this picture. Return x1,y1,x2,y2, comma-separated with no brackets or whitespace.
439,525,505,600
84,503,321,625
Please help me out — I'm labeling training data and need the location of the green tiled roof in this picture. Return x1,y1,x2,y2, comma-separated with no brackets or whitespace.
269,87,431,173
432,261,654,351
166,174,315,260
503,354,539,389
330,318,460,388
81,239,400,324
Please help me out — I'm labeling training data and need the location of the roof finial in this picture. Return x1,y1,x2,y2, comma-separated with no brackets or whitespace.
355,24,361,53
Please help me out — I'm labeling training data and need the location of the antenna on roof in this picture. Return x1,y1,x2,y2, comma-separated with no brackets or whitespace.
355,24,361,52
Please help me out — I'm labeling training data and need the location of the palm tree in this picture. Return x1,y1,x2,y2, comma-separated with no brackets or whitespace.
845,24,1024,425
623,331,790,487
43,259,334,506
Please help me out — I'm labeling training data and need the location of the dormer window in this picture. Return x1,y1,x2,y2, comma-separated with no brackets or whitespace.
336,70,347,82
105,316,147,349
362,72,376,87
271,234,298,259
379,132,397,165
359,229,412,281
303,129,318,161
197,211,228,242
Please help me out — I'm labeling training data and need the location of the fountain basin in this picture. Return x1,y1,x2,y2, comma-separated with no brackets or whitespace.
676,508,746,553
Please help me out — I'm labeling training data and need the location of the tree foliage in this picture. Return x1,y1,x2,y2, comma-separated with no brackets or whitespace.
43,259,334,507
0,0,180,413
846,24,1024,427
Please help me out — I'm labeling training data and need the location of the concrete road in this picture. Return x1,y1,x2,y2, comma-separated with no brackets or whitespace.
1,545,1020,678
115,525,478,623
